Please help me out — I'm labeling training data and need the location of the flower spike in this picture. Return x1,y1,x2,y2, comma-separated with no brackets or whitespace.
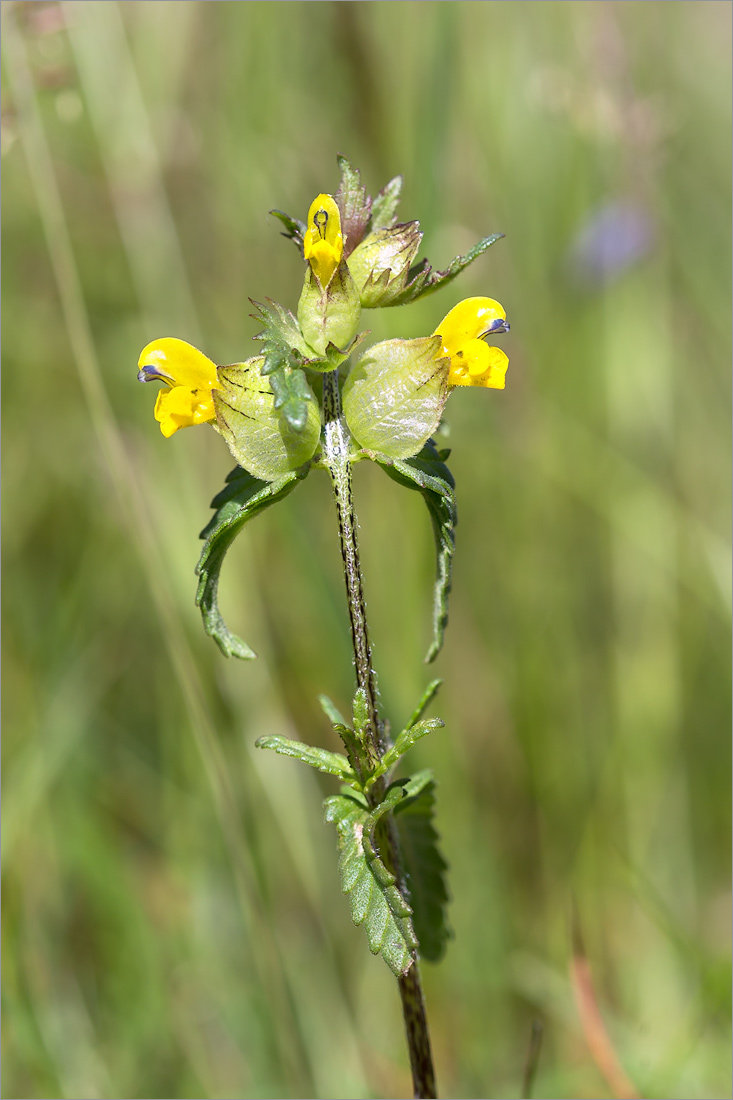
137,337,219,437
433,297,510,388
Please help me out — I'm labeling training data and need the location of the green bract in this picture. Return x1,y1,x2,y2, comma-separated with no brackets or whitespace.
214,357,320,481
342,336,449,459
346,222,422,307
297,259,361,356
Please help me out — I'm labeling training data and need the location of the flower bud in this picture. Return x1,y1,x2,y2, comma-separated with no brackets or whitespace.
298,193,361,355
346,222,422,308
303,194,344,289
214,358,321,481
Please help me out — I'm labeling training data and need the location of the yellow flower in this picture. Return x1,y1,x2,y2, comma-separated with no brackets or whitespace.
303,193,344,288
433,297,510,388
137,337,219,437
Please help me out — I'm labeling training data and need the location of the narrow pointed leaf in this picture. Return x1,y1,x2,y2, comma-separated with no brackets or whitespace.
352,686,369,739
269,209,306,253
367,720,444,789
369,174,403,230
385,232,505,306
378,440,457,662
406,679,443,729
255,735,355,781
196,466,304,657
325,793,417,977
392,718,444,765
394,777,451,962
318,694,348,728
335,154,372,256
368,781,409,823
394,769,435,802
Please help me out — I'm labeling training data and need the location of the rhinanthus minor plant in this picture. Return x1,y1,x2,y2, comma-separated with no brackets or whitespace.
137,156,509,1100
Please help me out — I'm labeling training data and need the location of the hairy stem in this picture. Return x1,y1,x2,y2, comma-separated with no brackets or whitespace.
321,370,437,1100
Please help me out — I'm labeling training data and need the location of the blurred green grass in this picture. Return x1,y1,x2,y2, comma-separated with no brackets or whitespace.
2,2,731,1097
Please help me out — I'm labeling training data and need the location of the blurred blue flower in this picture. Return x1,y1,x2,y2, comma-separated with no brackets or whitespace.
568,201,654,285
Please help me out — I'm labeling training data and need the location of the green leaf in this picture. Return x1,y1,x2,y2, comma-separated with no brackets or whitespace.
366,717,444,790
335,154,371,256
196,466,304,658
394,776,451,962
369,781,410,821
366,680,444,784
385,232,505,306
389,718,444,768
396,769,436,801
248,299,319,432
369,174,403,231
250,298,313,368
267,365,316,434
269,209,306,253
378,440,457,662
331,722,364,767
352,686,369,740
255,735,355,781
318,694,348,728
324,793,417,976
405,679,443,729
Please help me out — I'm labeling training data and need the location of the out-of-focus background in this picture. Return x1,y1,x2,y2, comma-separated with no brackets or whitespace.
2,2,731,1098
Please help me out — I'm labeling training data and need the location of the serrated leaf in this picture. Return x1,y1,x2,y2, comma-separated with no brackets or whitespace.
369,174,403,230
385,232,505,306
378,440,457,662
248,299,320,431
266,364,316,433
335,154,372,256
255,735,355,781
250,298,313,367
269,209,306,253
325,793,417,977
196,466,304,658
394,777,451,962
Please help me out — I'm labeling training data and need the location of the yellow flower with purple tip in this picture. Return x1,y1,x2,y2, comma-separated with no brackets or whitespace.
303,193,344,288
433,297,510,388
137,337,219,437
